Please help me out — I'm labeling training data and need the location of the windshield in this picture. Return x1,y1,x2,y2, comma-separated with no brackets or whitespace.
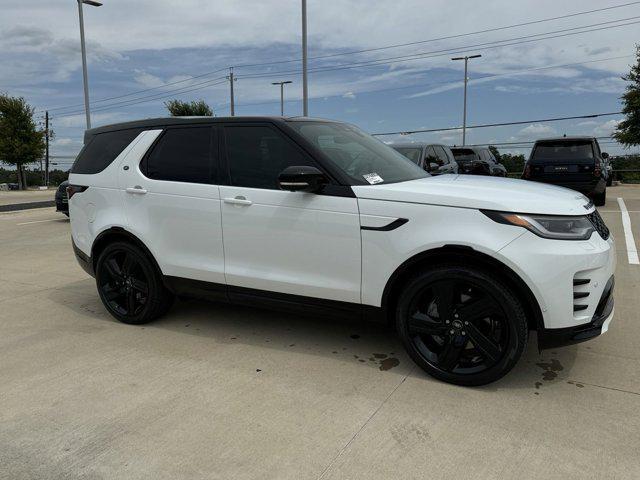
391,147,422,165
451,148,478,162
532,141,594,162
288,121,428,185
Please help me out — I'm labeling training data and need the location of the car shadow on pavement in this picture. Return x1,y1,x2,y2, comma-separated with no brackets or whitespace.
50,279,579,393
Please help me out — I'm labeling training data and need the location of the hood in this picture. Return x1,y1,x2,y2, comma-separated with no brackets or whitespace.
352,175,594,216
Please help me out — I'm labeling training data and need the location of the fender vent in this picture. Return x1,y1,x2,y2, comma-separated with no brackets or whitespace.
573,277,590,313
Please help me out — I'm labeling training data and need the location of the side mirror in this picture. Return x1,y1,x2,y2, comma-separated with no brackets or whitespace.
602,152,609,159
429,162,439,171
278,165,328,192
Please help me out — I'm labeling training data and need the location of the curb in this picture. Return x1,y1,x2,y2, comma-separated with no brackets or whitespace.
0,201,56,213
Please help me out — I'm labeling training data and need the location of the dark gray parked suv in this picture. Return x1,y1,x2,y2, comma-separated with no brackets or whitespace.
388,142,459,175
522,137,609,206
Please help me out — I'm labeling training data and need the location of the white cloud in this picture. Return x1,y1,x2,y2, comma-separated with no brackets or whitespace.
593,119,621,137
517,124,556,138
342,91,356,99
56,112,125,128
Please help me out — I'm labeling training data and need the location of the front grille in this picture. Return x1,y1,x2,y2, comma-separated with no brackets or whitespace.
587,210,610,240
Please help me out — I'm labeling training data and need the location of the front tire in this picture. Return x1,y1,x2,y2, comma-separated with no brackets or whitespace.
594,188,606,206
95,242,174,324
396,265,528,386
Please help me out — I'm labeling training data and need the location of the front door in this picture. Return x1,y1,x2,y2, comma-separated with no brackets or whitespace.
219,123,361,304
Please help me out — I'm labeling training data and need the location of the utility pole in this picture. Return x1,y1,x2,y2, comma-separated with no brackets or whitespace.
45,111,50,186
76,0,102,130
272,81,292,116
301,0,308,116
451,54,481,146
227,67,236,116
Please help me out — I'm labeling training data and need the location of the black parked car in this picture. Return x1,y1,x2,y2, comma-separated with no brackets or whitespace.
450,147,507,176
389,142,459,175
55,180,69,216
522,137,608,206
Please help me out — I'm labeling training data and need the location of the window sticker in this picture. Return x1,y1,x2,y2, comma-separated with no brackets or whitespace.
363,172,384,184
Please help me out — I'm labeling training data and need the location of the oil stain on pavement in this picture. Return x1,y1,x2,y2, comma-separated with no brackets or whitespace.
353,352,400,371
533,358,564,393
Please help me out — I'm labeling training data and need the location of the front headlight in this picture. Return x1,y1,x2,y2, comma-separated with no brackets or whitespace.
482,211,594,240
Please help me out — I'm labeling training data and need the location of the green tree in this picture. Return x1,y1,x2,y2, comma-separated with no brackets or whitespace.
0,94,45,189
500,153,526,174
164,99,213,116
614,45,640,147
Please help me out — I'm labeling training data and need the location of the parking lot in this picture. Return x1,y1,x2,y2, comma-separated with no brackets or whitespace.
1,186,639,480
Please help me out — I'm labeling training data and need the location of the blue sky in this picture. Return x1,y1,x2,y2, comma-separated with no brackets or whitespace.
1,0,639,169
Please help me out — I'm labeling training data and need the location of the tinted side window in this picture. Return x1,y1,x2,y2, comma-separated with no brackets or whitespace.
144,127,215,184
433,146,449,165
225,125,315,189
71,128,142,174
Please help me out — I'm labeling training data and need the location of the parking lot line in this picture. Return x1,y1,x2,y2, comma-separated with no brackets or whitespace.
617,197,640,265
16,218,60,226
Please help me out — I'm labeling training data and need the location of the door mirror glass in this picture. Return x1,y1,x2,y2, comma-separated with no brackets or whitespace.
278,166,328,192
429,162,440,171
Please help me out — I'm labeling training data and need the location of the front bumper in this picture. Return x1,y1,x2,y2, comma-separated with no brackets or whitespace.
498,228,616,332
538,276,614,349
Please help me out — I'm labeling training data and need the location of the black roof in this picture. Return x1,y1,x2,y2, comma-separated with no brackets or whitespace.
534,136,596,143
86,116,340,136
386,141,449,148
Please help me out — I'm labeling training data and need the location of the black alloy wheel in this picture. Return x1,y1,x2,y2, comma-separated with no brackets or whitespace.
96,242,173,324
397,265,527,386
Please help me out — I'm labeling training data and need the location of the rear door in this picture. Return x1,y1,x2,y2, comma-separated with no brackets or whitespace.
120,125,226,286
219,122,361,303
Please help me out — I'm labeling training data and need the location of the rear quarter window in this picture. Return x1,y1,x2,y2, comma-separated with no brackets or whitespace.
71,128,142,174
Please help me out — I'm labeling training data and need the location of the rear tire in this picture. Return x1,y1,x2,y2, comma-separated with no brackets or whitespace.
95,242,174,324
395,265,528,386
594,189,606,206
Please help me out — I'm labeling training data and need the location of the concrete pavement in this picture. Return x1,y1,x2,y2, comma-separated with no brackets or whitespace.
1,186,639,480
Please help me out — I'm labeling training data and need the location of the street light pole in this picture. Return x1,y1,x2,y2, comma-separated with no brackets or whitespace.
272,81,292,116
76,0,102,130
451,54,481,146
301,0,308,116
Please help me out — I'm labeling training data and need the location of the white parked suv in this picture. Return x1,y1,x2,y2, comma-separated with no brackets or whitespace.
68,117,615,386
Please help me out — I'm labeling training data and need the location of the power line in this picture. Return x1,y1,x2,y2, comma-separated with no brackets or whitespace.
233,1,640,68
467,137,618,147
236,16,640,79
43,2,640,113
372,112,623,136
46,67,229,112
55,17,637,116
230,54,632,111
55,78,228,118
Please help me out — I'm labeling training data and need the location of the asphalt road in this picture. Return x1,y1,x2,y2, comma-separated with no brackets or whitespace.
1,186,639,480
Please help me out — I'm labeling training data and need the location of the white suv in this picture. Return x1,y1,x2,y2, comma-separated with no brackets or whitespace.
68,117,615,386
